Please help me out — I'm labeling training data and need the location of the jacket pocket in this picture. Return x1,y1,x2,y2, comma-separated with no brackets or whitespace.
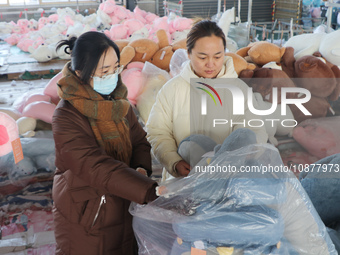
70,187,105,230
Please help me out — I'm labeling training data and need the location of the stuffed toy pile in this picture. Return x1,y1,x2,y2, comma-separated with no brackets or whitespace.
0,111,56,191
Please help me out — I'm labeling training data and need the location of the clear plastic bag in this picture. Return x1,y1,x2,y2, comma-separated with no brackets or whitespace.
136,62,171,123
130,143,337,255
0,137,56,189
169,49,189,77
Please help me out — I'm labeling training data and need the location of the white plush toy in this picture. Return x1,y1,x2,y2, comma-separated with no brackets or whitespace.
253,92,294,146
30,44,58,62
217,7,239,52
284,33,324,60
284,29,340,67
66,22,84,38
319,29,340,67
96,9,112,30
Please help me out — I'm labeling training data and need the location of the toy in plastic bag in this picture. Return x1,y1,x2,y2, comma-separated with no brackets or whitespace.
300,153,340,225
0,137,56,188
136,62,171,124
130,128,337,255
292,116,340,159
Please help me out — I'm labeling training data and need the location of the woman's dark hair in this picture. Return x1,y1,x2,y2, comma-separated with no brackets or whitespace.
186,20,226,54
56,31,120,85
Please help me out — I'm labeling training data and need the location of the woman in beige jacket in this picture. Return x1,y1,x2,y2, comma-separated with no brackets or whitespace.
146,20,268,181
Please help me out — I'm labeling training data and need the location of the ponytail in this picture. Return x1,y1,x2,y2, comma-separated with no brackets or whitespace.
56,36,77,55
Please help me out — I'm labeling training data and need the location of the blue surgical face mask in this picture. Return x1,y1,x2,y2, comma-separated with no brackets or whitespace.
92,73,118,95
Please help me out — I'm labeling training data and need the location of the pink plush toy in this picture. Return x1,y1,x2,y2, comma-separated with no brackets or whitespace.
106,24,129,40
48,14,59,24
134,6,147,17
43,72,62,105
134,14,147,24
145,13,157,24
101,0,116,15
121,62,146,105
292,116,340,159
113,5,129,21
16,19,30,34
12,90,51,113
17,38,34,52
153,17,170,32
0,112,19,157
172,17,193,31
124,19,145,37
4,34,21,46
22,101,56,124
38,17,49,30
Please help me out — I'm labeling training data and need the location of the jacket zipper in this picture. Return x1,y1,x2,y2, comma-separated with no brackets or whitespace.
91,195,106,228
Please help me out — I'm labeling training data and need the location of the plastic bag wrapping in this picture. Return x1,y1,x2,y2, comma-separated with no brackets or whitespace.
136,62,171,124
299,154,340,225
0,137,55,188
130,144,337,255
169,49,189,77
292,116,340,159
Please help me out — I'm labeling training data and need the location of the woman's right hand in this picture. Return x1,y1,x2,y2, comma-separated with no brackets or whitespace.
175,160,191,176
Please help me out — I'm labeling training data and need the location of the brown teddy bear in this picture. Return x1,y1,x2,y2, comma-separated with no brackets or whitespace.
279,47,340,122
150,29,173,72
239,67,297,105
236,41,286,66
150,29,187,71
225,52,256,76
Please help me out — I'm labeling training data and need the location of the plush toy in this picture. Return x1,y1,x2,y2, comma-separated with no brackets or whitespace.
239,67,297,104
217,7,239,53
12,87,57,124
119,45,135,67
121,62,146,105
315,30,340,67
313,51,340,101
149,29,173,71
225,52,256,76
136,62,171,123
292,116,340,159
22,101,56,124
280,48,340,122
293,55,338,98
284,30,340,67
289,95,331,123
0,137,56,181
253,92,294,146
0,108,36,137
0,112,19,157
284,33,324,60
128,38,159,63
43,71,63,105
300,154,340,225
171,38,187,52
236,41,286,66
29,44,58,62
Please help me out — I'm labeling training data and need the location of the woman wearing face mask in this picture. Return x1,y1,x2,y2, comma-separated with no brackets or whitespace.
146,20,268,181
52,31,158,255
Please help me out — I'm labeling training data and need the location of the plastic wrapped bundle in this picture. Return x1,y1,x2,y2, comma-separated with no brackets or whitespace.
130,142,337,255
